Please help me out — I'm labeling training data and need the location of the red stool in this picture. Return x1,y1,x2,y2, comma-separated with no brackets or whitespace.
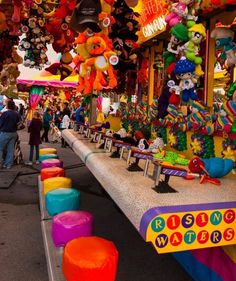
63,236,118,281
41,167,65,181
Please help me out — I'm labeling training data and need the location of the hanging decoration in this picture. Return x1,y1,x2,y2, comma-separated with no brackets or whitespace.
109,0,140,92
19,0,55,69
29,85,45,109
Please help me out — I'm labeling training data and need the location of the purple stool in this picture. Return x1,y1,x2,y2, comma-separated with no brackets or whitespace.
41,158,63,170
52,211,93,247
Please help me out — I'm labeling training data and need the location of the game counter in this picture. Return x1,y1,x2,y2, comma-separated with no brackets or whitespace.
62,130,236,255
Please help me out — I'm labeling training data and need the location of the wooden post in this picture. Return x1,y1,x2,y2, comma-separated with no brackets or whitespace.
148,47,155,106
206,20,216,108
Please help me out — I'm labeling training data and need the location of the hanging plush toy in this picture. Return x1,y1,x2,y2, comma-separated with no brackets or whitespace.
20,14,53,69
174,57,198,102
182,23,206,76
211,27,236,68
187,100,210,130
0,11,8,32
215,100,236,133
164,23,189,71
45,52,73,81
165,0,194,27
80,34,118,92
227,81,236,103
167,80,181,107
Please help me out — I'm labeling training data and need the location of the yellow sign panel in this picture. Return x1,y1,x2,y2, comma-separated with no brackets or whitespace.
146,208,236,254
134,0,168,44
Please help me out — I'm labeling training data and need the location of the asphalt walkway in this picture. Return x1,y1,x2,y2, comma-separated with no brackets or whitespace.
0,130,192,281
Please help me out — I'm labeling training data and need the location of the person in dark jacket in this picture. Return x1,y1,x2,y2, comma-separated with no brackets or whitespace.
0,100,20,169
41,108,52,142
26,111,43,165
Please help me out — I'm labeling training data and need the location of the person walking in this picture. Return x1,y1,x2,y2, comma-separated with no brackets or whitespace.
75,102,85,124
41,108,52,143
60,114,70,148
54,106,62,129
26,111,43,165
0,100,20,169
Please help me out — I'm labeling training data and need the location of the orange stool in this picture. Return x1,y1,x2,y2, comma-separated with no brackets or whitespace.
41,167,65,181
63,236,118,281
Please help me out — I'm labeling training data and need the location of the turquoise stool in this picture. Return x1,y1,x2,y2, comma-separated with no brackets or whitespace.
39,154,58,162
45,188,80,216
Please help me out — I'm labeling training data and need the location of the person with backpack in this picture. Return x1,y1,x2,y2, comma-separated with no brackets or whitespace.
0,100,21,169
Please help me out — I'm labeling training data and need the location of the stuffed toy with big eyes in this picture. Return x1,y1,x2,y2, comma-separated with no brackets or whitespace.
211,27,236,68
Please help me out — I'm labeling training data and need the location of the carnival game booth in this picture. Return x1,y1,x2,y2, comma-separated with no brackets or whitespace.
63,2,236,281
1,0,236,279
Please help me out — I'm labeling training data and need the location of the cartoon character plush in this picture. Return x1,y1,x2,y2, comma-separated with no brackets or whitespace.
174,57,198,102
183,23,206,76
165,0,194,27
164,23,189,70
211,27,236,68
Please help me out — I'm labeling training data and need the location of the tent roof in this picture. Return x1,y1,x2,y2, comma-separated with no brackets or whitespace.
17,72,79,88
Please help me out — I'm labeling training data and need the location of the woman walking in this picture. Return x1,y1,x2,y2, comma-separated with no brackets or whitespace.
26,111,43,165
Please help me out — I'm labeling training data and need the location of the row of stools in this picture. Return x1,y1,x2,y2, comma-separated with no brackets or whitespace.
39,148,119,281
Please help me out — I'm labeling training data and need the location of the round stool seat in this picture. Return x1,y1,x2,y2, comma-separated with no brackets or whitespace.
40,148,57,155
63,236,118,281
52,210,93,247
41,159,63,170
46,188,80,217
41,167,65,181
39,154,58,162
43,177,72,195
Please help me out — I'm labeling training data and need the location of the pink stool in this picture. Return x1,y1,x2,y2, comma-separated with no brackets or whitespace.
52,211,93,247
41,158,63,169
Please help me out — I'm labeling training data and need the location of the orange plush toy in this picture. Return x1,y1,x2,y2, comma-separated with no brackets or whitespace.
79,34,118,93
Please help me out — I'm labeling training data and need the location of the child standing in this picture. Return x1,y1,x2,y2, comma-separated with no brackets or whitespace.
26,111,43,165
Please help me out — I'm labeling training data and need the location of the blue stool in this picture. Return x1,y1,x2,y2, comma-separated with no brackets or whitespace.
45,188,80,216
39,154,58,162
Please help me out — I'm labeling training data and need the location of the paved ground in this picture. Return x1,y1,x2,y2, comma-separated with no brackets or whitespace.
0,130,193,281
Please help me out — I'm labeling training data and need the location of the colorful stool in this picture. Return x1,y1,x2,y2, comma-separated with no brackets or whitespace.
39,154,58,162
63,236,118,281
41,159,63,169
43,177,72,195
46,188,80,216
41,167,65,181
52,211,93,247
39,148,57,155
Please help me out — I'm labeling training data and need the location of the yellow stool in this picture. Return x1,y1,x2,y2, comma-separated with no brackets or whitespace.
40,148,57,156
43,177,72,195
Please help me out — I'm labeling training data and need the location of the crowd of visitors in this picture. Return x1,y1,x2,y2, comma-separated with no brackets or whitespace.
0,98,85,169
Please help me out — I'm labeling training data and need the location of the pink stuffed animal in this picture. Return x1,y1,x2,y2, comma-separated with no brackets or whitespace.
165,0,193,27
